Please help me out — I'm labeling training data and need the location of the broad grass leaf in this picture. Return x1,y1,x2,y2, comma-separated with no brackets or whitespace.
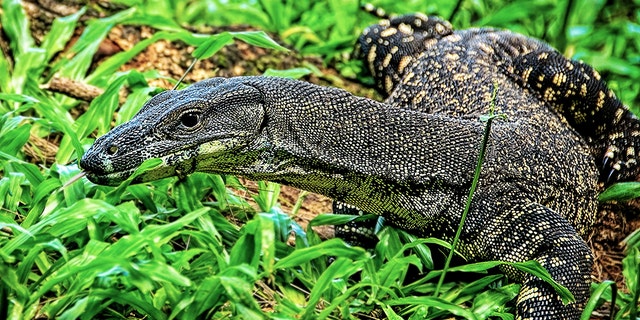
0,261,30,301
264,67,312,79
0,55,10,106
462,274,505,297
397,232,436,270
86,32,166,85
257,213,277,274
622,246,639,295
59,8,136,80
53,164,85,207
254,180,280,212
230,217,263,268
0,178,9,211
207,174,231,210
327,0,358,36
164,247,207,271
74,74,128,140
376,226,405,262
20,178,61,229
587,55,640,78
232,30,288,51
177,265,258,318
34,240,110,304
380,303,403,320
507,260,575,304
581,280,616,320
471,281,519,318
377,255,421,288
7,160,45,186
0,199,115,256
1,0,34,55
86,31,206,86
261,207,292,242
1,173,26,213
447,260,503,273
18,96,83,164
275,238,367,269
116,86,156,125
175,177,204,212
302,257,364,319
309,213,378,226
126,184,158,214
18,237,68,282
213,4,272,30
136,259,192,287
107,207,208,257
112,201,142,234
192,32,234,60
477,0,554,27
625,227,640,251
280,25,321,44
201,207,241,246
0,120,30,157
12,49,46,95
423,260,574,304
218,274,263,316
387,296,478,319
33,210,207,312
190,212,228,252
104,158,162,204
600,182,640,201
0,93,40,104
60,289,167,320
41,7,86,61
259,0,291,32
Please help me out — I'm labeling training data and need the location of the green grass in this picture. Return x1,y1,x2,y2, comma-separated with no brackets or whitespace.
1,0,639,318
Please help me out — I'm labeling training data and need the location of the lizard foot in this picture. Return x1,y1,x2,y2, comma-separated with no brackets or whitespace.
600,125,640,184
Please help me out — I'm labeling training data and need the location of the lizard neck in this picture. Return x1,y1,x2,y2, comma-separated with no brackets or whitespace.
207,77,482,200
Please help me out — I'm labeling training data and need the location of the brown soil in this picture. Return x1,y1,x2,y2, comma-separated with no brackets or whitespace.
11,1,640,317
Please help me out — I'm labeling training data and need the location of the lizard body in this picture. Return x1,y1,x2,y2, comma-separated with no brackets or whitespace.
80,13,639,320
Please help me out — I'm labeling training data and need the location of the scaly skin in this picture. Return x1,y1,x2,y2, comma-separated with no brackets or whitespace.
80,13,638,320
82,76,598,319
356,13,640,183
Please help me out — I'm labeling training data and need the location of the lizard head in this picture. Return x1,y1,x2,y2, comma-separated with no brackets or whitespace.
80,77,268,186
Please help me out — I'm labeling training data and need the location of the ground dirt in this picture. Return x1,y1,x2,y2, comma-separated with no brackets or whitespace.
10,1,640,318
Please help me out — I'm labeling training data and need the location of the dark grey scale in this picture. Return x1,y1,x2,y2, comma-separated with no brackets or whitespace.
338,14,454,249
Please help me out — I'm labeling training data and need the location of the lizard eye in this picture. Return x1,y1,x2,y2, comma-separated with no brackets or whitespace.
180,112,201,128
107,145,118,155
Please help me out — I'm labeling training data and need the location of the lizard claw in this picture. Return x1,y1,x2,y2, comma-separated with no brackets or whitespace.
606,166,619,184
602,153,611,169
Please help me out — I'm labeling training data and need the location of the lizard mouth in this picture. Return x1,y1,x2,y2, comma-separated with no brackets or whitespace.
83,161,185,186
81,135,241,186
82,167,138,186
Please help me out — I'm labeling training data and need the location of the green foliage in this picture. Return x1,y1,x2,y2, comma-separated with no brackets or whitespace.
1,0,639,319
600,182,640,201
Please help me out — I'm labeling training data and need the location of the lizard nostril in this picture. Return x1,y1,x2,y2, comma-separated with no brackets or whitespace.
107,145,118,155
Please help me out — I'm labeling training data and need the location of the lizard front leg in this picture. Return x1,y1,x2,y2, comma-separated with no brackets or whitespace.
332,201,381,249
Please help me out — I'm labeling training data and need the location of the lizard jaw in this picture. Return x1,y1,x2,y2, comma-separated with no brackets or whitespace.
83,168,137,186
